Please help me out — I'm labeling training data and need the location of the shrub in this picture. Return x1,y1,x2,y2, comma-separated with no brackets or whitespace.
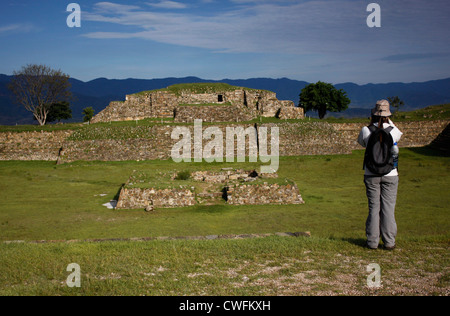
175,170,191,181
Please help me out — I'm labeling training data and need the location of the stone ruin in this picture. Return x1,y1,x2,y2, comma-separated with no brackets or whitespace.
115,168,305,210
91,83,304,124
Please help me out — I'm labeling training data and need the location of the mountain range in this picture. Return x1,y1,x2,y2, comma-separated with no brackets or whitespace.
1,74,449,125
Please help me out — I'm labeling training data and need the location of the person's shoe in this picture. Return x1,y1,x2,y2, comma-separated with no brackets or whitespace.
366,242,378,250
383,244,396,251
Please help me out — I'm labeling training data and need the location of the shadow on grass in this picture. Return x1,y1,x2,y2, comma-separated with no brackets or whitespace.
337,237,368,248
113,184,125,201
191,204,229,214
408,146,449,157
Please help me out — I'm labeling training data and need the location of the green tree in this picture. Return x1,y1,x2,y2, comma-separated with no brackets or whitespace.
387,96,405,113
82,107,95,123
47,101,72,123
8,64,71,126
299,81,350,119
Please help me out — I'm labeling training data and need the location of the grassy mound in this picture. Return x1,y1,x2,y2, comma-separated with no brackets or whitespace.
133,82,267,96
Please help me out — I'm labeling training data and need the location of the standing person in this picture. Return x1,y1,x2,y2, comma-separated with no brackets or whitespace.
358,100,403,250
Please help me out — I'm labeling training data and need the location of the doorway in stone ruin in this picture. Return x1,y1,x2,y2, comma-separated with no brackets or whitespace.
218,95,224,102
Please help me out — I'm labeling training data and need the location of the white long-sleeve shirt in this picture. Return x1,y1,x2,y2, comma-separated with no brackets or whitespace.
358,120,403,176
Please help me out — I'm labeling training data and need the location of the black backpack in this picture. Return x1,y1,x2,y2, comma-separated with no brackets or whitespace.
363,125,394,176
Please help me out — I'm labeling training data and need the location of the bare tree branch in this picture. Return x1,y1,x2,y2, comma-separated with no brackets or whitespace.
8,64,72,126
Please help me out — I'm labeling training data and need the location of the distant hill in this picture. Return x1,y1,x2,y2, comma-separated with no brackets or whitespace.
1,74,449,125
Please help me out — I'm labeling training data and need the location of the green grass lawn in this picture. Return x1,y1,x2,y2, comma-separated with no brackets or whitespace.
132,82,268,96
0,147,448,295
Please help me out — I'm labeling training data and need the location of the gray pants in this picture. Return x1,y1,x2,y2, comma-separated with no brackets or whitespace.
364,175,399,248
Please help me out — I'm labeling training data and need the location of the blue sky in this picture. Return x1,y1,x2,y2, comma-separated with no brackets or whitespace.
0,0,449,84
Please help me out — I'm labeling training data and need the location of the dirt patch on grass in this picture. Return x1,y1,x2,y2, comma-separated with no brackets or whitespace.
210,253,449,296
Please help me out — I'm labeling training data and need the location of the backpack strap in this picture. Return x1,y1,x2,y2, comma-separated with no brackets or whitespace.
368,124,393,133
368,125,377,133
385,126,394,134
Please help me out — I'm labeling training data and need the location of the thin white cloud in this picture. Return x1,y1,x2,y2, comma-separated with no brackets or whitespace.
82,0,450,57
93,2,141,12
83,1,359,53
82,31,140,39
0,23,34,34
147,1,188,9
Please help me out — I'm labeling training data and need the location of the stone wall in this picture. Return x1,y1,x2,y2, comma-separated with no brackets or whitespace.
91,87,304,123
57,124,260,163
430,123,450,155
268,122,352,156
278,107,305,120
115,169,303,209
0,130,73,161
330,120,450,151
116,187,196,209
226,183,304,205
178,90,245,105
189,169,278,183
0,120,448,163
91,101,148,123
174,105,255,123
115,182,305,210
91,92,175,123
58,138,172,163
